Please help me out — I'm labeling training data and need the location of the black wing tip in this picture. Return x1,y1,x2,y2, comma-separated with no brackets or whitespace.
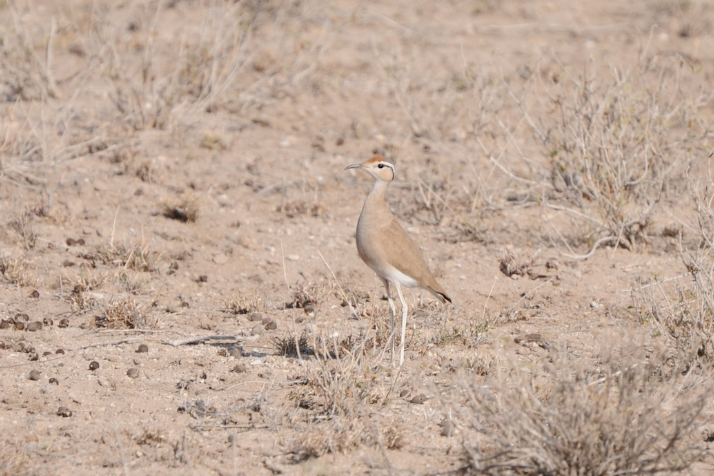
439,292,452,304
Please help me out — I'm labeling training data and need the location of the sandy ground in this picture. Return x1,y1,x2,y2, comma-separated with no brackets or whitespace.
1,0,714,474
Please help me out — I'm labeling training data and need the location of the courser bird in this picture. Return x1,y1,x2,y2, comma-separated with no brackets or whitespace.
345,157,451,366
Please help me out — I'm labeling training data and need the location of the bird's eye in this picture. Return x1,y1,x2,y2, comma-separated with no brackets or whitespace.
377,163,384,169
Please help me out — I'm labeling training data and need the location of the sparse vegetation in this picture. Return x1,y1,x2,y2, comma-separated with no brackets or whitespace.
96,241,161,272
0,257,35,287
453,350,707,475
635,168,714,368
531,57,709,257
96,297,154,329
8,208,37,249
1,0,713,474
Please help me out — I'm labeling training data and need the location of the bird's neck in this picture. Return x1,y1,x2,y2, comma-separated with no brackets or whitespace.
367,179,390,205
360,179,391,218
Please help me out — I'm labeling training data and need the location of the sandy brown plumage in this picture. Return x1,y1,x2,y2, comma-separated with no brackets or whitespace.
346,156,451,366
356,191,450,302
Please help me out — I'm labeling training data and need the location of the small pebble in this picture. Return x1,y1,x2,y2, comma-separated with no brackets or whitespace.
229,348,242,359
55,348,65,354
28,352,38,361
49,378,59,385
16,313,29,322
197,275,208,283
29,370,41,381
89,361,100,371
57,406,72,417
250,324,264,336
0,320,11,329
14,321,25,331
43,317,54,327
440,419,455,437
27,321,42,332
410,394,428,404
213,254,229,265
263,319,277,331
231,364,248,373
43,351,52,356
590,301,598,309
29,290,40,298
136,344,149,353
247,312,263,322
127,368,139,379
399,389,411,398
217,348,228,357
58,318,69,328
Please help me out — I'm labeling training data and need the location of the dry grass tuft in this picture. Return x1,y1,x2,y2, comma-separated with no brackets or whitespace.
290,416,404,461
96,242,161,272
8,209,37,249
200,130,229,151
286,333,405,461
453,351,708,475
223,294,264,315
96,297,154,329
0,257,35,287
274,332,313,358
162,194,199,223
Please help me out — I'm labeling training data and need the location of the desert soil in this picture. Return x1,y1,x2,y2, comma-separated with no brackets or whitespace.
1,0,714,475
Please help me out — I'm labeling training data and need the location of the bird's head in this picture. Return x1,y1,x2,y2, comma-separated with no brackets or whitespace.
345,156,395,182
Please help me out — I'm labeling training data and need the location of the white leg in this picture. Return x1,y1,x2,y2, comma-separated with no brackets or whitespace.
394,282,408,367
380,277,396,365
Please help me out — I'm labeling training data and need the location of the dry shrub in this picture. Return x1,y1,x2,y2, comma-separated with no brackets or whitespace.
635,168,714,367
94,0,253,130
453,351,707,475
535,56,709,257
0,0,57,102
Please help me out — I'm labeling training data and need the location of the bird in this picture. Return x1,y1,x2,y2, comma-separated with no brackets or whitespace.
345,156,451,366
